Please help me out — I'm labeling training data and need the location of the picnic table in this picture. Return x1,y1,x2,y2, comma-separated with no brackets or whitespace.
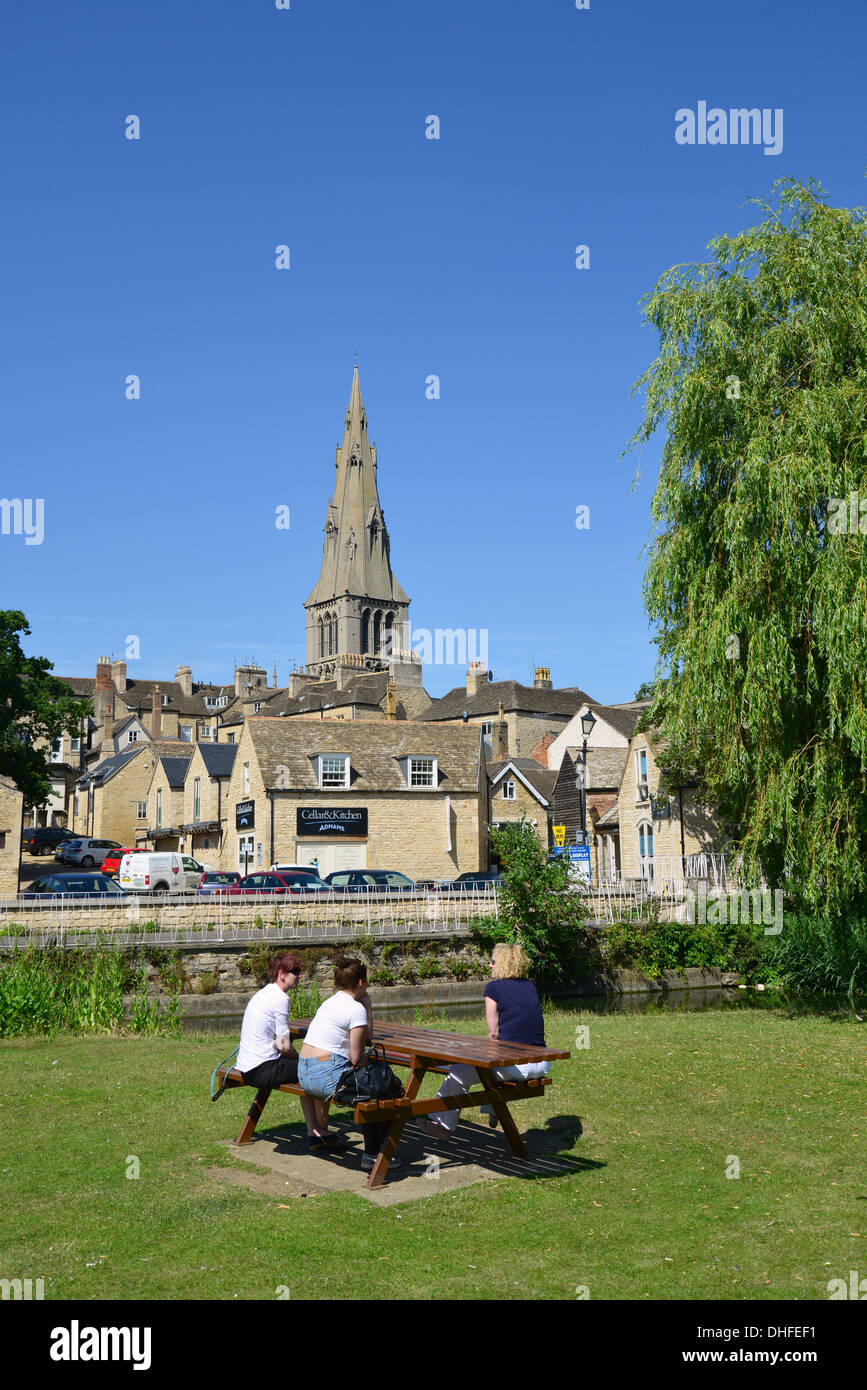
216,1019,570,1189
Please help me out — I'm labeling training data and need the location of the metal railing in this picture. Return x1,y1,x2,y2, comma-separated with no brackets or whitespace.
0,886,500,949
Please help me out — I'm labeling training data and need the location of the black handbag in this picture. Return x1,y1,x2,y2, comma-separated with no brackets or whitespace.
333,1044,404,1104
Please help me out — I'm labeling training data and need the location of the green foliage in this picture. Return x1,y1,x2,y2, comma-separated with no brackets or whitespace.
369,967,397,986
765,908,867,996
0,610,91,807
0,947,181,1037
291,977,323,1018
197,971,219,996
603,914,770,982
488,821,588,984
627,179,867,916
416,957,441,980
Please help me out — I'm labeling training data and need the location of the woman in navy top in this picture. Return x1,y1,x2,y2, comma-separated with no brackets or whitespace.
418,941,550,1139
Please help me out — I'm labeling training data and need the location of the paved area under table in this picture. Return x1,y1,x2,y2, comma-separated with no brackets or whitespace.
218,1115,589,1207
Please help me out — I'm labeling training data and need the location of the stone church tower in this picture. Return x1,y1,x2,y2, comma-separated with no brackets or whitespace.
304,366,411,679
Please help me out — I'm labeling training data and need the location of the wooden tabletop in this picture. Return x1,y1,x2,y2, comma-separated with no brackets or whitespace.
290,1018,570,1068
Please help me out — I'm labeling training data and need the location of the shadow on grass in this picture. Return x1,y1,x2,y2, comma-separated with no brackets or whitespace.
249,1111,601,1186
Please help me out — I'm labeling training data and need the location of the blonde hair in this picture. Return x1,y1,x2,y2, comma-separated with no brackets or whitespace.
491,942,530,980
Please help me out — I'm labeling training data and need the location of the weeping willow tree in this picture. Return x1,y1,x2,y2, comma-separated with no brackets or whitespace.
628,178,867,913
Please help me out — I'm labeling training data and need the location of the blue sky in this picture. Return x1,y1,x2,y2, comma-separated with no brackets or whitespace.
2,0,865,701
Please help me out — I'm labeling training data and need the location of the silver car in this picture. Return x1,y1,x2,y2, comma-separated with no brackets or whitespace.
55,837,122,869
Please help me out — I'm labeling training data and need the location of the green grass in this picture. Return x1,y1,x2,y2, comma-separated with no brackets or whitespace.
1,1007,864,1300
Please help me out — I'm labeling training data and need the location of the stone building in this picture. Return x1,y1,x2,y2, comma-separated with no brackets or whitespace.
617,731,721,884
487,759,556,852
216,717,487,881
179,743,238,863
420,665,595,760
0,776,24,898
70,741,188,846
144,755,192,852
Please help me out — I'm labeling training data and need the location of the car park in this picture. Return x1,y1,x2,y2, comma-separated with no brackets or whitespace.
198,870,241,894
117,852,206,894
215,871,334,895
21,827,78,856
324,870,419,893
54,837,122,868
22,873,130,898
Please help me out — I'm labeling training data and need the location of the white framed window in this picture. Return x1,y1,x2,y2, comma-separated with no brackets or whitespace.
200,725,214,740
70,736,80,752
193,777,201,821
50,738,63,759
73,794,79,818
136,801,147,819
204,696,218,709
408,756,436,788
253,702,262,713
243,761,250,795
227,733,235,743
638,821,654,881
156,788,162,827
502,780,516,801
635,749,648,786
127,730,138,744
480,721,492,736
160,693,169,706
319,754,349,789
180,725,192,742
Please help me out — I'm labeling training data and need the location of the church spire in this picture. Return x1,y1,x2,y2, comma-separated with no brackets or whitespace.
304,365,410,678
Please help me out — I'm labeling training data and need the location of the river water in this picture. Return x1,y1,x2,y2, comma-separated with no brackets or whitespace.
183,985,860,1033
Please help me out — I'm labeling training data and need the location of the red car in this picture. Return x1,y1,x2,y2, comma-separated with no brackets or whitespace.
214,870,333,895
102,846,147,879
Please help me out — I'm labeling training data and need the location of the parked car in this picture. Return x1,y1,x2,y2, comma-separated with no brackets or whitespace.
215,871,334,896
324,870,419,893
102,846,147,879
447,872,505,891
117,852,205,894
21,827,78,856
55,837,122,868
198,870,241,895
22,873,130,898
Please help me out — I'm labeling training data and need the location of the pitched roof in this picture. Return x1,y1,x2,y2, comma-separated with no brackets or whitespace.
420,680,596,722
196,743,239,778
587,701,651,740
244,718,482,793
77,744,143,787
563,747,630,790
595,801,620,828
159,756,192,789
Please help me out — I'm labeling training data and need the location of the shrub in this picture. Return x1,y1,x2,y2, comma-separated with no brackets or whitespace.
197,971,219,996
369,967,397,987
487,822,589,985
417,958,441,980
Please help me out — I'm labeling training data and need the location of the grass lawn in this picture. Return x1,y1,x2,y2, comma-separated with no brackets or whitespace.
1,1005,863,1300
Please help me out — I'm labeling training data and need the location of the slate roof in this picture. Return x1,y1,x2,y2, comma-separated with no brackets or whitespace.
255,670,422,722
197,744,239,778
588,701,651,740
564,747,630,790
487,758,557,804
159,756,192,789
420,680,596,722
76,745,142,787
595,801,620,828
245,718,483,793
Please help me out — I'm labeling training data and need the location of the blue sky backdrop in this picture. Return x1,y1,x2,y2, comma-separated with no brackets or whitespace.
2,0,865,699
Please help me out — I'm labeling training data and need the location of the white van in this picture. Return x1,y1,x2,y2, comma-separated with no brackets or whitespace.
119,852,205,894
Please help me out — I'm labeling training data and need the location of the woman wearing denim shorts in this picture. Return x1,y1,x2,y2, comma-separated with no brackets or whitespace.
298,956,400,1172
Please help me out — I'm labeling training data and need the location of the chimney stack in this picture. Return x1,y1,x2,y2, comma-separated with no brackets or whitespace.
151,685,162,742
111,658,127,693
467,662,488,698
336,653,364,691
534,666,552,690
384,678,398,720
491,700,509,761
103,705,113,751
175,664,192,698
94,656,114,726
289,669,317,699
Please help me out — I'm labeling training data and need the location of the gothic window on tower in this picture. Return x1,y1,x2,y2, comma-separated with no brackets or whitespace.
361,609,370,654
384,612,394,655
373,610,382,655
318,618,325,659
330,614,337,655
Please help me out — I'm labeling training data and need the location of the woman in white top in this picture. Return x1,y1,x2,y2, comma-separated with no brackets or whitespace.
298,956,400,1172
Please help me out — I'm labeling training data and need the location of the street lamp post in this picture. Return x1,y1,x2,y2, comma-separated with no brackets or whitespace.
579,707,597,846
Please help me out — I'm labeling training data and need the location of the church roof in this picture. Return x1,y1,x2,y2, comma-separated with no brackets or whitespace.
305,366,409,609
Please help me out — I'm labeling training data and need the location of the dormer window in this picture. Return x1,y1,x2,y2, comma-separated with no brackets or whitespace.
318,754,350,789
408,756,436,788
